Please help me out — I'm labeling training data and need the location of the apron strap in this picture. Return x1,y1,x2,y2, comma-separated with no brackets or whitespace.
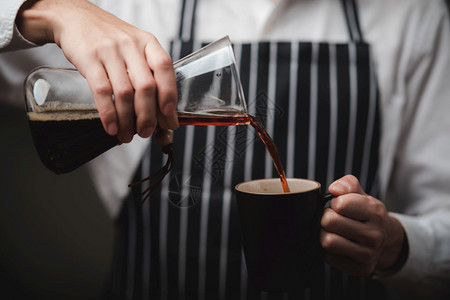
178,0,365,43
341,0,364,42
178,0,198,41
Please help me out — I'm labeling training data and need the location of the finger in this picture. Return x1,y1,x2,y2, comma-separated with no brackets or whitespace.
329,175,365,196
320,230,376,268
83,62,118,136
125,48,158,138
321,208,384,248
144,38,178,117
158,112,179,130
330,194,386,223
101,53,135,143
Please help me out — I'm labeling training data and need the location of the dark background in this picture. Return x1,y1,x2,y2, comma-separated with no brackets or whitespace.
0,104,114,300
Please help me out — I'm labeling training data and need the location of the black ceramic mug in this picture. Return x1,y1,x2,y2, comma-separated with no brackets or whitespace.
235,178,332,293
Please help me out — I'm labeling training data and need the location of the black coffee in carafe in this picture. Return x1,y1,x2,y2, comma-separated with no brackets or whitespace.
27,111,118,174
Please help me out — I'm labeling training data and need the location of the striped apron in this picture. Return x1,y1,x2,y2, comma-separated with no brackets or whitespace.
108,0,386,299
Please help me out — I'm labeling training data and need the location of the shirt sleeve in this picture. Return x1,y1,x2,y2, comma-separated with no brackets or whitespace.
379,212,450,298
0,0,37,51
375,1,450,298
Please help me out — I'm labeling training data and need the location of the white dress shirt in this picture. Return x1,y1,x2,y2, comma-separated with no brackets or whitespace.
1,0,450,297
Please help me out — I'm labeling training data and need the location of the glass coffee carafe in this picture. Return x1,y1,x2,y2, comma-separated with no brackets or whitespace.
24,36,248,175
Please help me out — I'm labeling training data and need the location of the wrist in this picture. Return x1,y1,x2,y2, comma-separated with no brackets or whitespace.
376,215,409,272
16,0,59,45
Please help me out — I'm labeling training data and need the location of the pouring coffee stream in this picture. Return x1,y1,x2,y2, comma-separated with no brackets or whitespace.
128,113,290,203
24,36,290,202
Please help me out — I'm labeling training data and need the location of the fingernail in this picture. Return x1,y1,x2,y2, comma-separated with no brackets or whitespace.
140,127,154,138
107,122,118,136
123,132,134,143
329,180,350,194
163,101,176,115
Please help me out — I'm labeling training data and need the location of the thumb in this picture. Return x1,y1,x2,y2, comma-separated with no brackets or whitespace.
328,175,366,196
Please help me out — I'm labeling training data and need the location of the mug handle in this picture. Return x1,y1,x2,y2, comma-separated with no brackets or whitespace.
323,193,334,209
